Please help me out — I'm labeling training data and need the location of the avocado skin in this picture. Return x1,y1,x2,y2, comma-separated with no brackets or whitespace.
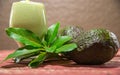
67,43,116,65
60,26,84,42
61,27,119,65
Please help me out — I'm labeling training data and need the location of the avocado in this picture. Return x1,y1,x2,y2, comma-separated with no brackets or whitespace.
60,26,84,42
61,27,119,65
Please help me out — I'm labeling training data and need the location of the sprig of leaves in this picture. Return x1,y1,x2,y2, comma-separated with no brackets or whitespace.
3,22,77,68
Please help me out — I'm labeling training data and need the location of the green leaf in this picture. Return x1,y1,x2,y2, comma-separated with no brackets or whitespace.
28,52,47,68
52,36,72,48
45,46,56,53
13,46,42,63
55,43,77,53
41,37,47,46
3,46,41,61
45,22,60,45
14,51,40,63
6,28,42,47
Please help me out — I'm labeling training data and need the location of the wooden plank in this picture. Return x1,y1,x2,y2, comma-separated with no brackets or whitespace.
0,49,120,75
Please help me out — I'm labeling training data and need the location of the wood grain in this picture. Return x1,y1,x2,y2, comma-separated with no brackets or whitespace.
0,0,120,49
0,49,120,75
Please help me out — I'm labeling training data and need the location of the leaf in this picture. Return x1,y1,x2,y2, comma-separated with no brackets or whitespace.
3,46,41,61
28,52,47,68
52,36,72,48
6,28,42,47
45,22,60,44
45,46,56,53
13,46,42,63
13,51,39,63
55,43,77,53
41,37,47,46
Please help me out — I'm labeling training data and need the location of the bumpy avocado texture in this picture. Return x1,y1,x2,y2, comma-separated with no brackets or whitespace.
61,26,119,65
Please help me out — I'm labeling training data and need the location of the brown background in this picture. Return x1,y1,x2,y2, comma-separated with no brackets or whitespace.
0,0,120,50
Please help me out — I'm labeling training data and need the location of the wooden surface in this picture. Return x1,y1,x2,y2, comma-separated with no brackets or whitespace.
0,0,120,50
0,49,120,75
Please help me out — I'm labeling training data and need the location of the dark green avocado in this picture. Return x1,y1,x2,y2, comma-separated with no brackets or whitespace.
61,27,119,65
60,26,84,42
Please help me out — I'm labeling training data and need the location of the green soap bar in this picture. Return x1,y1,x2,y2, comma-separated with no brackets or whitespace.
9,1,47,39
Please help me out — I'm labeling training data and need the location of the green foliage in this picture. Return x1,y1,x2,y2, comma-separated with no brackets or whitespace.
3,22,77,68
6,28,41,47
